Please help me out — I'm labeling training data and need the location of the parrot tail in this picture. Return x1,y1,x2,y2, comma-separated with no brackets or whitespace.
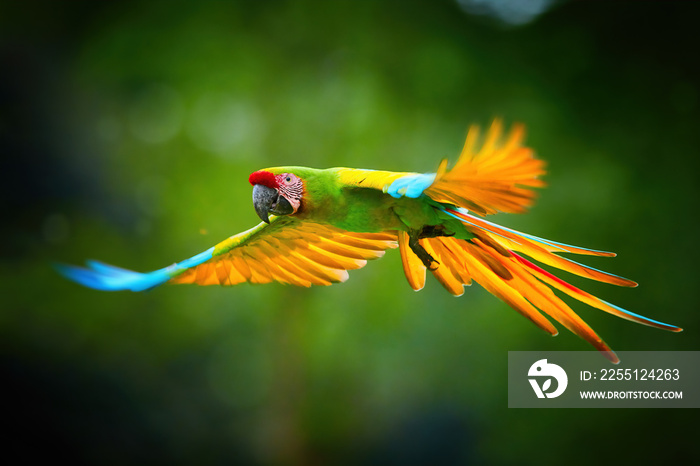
398,208,682,364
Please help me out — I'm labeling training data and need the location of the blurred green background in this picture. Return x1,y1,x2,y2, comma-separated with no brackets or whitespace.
2,0,699,464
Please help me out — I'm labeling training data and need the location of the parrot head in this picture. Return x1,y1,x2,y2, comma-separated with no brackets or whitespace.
249,169,304,223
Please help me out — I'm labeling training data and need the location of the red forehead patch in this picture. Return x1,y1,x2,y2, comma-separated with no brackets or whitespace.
248,170,278,188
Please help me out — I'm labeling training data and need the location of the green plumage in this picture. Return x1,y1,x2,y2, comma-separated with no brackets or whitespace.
262,166,472,240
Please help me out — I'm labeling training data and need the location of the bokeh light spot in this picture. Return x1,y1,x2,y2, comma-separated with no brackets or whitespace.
457,0,555,26
127,84,184,144
187,92,266,159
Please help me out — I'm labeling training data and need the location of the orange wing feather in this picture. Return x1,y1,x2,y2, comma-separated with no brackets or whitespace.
425,120,546,215
171,216,397,287
397,231,426,291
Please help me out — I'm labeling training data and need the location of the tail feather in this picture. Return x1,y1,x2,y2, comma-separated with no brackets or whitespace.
512,253,682,332
488,248,619,363
455,240,560,337
454,209,616,257
445,208,636,287
397,209,681,361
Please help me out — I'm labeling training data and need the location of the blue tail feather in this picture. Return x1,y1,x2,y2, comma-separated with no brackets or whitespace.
445,207,614,256
599,299,682,332
443,209,517,244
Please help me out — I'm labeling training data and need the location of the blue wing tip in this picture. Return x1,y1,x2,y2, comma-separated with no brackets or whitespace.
54,261,120,291
55,260,170,292
55,247,214,292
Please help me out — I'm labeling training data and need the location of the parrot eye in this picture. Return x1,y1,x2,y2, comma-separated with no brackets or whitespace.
285,176,291,183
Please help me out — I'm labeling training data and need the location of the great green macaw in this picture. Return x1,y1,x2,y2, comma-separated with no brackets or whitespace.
58,121,681,362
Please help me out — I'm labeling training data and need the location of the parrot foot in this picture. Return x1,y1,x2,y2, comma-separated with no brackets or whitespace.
406,225,456,269
408,236,439,270
417,224,454,239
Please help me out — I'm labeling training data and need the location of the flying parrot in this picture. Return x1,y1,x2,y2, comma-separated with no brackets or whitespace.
58,121,681,362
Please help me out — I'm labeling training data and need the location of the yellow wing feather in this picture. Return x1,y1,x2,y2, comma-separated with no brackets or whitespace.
170,216,398,287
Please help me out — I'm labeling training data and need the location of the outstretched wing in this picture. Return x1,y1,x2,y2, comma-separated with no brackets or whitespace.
352,120,544,216
172,217,397,287
58,216,397,291
425,120,545,215
338,121,544,216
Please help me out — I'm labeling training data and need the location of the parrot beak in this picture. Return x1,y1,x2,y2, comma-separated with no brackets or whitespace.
252,184,294,224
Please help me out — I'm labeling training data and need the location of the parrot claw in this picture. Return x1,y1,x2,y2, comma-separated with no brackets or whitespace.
408,235,439,270
404,225,455,269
